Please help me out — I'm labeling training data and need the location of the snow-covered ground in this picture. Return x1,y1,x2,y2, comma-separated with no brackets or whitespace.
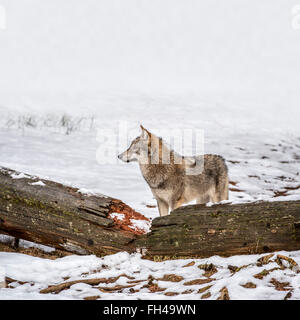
1,249,300,300
0,95,299,220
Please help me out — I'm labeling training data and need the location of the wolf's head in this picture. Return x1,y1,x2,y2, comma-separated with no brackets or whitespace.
118,125,151,163
118,125,197,167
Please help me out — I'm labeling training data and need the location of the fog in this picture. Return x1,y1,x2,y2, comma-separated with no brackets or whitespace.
0,0,299,116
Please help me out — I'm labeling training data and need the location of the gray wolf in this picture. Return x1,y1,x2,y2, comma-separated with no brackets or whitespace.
118,125,229,216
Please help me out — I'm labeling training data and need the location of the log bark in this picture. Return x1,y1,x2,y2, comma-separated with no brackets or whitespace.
135,200,300,258
1,167,300,259
0,167,142,256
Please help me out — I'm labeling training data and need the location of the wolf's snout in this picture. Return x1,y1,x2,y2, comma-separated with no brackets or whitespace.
118,153,129,162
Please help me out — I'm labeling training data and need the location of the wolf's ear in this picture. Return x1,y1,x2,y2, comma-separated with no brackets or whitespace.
140,125,150,139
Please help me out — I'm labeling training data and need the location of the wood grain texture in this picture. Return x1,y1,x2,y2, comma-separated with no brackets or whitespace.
0,167,137,256
135,200,300,258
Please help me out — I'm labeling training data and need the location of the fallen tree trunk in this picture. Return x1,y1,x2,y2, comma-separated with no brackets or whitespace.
136,200,300,258
1,167,300,258
0,167,147,256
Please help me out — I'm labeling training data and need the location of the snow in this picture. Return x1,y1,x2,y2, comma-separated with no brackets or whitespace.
109,213,125,221
0,251,300,300
129,219,151,234
11,172,30,180
29,180,46,186
0,101,299,221
0,73,299,302
0,266,5,289
0,235,55,253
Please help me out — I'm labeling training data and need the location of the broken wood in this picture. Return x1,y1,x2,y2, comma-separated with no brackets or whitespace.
39,274,134,294
1,166,300,259
0,167,147,256
218,286,230,300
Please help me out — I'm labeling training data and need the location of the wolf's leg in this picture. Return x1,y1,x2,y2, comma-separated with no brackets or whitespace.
216,176,229,201
208,185,221,203
222,176,229,200
170,197,185,212
156,199,169,216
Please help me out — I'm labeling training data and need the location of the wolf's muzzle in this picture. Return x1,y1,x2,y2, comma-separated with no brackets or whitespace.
118,154,129,162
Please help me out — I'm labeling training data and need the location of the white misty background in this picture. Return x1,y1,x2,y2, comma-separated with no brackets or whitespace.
0,0,299,125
